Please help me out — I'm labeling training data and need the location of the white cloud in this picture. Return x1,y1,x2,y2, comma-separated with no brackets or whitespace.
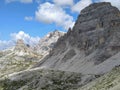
11,31,40,45
0,40,15,50
35,2,75,30
5,0,33,4
100,0,120,10
24,16,33,21
72,0,92,13
0,31,40,50
53,0,74,6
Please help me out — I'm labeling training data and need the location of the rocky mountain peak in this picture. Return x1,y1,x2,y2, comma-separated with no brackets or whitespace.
14,39,35,56
15,39,27,48
81,2,111,14
1,2,120,90
34,30,65,57
16,39,24,45
14,39,28,51
46,30,65,38
36,2,120,75
0,31,64,78
73,2,120,33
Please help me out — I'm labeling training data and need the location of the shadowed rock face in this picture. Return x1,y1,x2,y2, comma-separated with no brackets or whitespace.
35,2,120,75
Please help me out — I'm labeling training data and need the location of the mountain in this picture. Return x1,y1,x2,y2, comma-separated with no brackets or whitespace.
35,2,120,75
0,39,41,78
34,30,65,57
14,39,38,57
0,2,120,90
0,30,64,78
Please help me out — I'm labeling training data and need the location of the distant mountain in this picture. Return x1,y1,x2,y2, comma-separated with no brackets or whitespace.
14,39,38,56
0,39,41,78
0,2,120,90
0,30,64,78
34,30,65,57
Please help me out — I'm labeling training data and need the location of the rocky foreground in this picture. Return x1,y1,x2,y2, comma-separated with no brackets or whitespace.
0,2,120,90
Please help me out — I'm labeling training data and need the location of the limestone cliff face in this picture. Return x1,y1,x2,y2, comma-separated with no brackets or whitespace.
14,39,38,57
34,30,65,57
36,2,120,75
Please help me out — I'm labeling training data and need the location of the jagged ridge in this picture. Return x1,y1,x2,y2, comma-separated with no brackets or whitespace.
35,2,120,75
0,2,120,90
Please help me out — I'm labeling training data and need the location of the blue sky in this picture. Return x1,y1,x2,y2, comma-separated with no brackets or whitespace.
0,0,120,50
0,0,63,40
0,0,76,41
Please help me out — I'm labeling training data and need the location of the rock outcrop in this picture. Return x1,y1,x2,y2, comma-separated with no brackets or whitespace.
34,30,65,57
14,39,39,57
0,39,42,78
0,30,64,78
35,2,120,75
0,2,120,90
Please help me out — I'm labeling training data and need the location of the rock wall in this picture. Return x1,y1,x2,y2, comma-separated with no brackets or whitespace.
35,2,120,75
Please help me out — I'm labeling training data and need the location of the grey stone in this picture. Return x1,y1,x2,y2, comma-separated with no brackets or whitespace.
36,2,120,75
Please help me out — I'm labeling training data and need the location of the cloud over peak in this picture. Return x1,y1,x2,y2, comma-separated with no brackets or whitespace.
0,31,40,50
35,2,75,30
23,0,120,30
11,31,40,45
100,0,120,10
72,0,92,13
53,0,74,6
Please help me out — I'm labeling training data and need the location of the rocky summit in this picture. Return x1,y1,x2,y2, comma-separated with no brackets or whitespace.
14,39,37,56
36,2,120,75
0,2,120,90
0,39,41,78
0,30,64,79
34,30,65,57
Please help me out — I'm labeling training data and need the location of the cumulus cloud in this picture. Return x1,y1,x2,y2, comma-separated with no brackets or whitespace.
0,31,40,50
24,16,33,21
53,0,74,6
0,40,15,50
35,2,75,30
100,0,120,10
72,0,92,13
11,31,40,45
5,0,33,4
